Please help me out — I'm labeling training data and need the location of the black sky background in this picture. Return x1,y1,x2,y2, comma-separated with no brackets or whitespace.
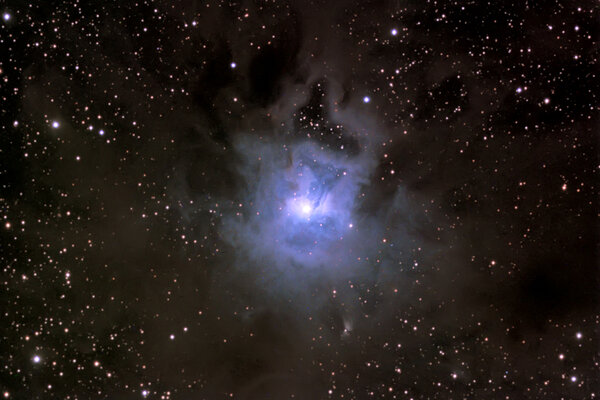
1,0,598,399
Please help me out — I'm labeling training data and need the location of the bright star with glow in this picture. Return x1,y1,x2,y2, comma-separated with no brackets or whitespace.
363,96,370,103
3,13,10,22
301,203,312,214
288,197,317,219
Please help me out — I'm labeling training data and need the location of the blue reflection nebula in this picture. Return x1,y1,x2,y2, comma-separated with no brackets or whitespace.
226,138,370,269
280,148,349,249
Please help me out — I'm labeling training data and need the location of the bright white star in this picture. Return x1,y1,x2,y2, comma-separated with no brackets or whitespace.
288,197,315,218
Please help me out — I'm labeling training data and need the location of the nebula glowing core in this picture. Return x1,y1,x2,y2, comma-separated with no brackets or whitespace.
224,138,376,273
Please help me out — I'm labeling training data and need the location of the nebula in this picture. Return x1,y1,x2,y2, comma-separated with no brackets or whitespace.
223,135,378,272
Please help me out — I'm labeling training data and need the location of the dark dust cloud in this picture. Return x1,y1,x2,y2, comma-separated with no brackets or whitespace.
1,0,598,399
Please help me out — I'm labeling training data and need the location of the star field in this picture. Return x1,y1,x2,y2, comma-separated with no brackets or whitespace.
0,0,598,399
